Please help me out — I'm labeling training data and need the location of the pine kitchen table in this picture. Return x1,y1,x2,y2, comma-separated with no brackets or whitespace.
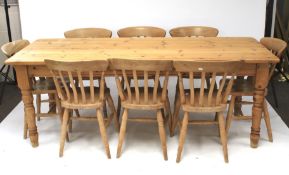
5,37,279,148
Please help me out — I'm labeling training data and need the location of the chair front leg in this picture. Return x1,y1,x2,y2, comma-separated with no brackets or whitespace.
225,95,236,134
96,109,111,159
68,109,73,133
217,112,229,163
117,108,128,158
59,108,70,157
157,109,168,160
176,111,189,163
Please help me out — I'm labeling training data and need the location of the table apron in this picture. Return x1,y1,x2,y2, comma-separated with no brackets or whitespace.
27,64,257,77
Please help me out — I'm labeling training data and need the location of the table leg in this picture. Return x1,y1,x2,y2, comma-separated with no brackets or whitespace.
15,66,38,147
251,64,269,148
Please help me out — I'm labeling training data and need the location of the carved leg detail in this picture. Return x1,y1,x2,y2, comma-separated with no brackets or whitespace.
251,64,269,148
22,90,38,147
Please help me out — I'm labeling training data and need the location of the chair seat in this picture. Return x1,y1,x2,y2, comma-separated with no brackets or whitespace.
61,87,110,109
32,78,56,94
122,87,165,110
182,89,227,112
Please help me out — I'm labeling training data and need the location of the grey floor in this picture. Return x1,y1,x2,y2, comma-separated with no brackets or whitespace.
266,78,289,127
0,83,21,122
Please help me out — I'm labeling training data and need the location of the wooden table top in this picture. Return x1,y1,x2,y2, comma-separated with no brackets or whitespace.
5,37,279,65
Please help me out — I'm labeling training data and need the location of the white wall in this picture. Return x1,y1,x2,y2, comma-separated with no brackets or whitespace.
1,5,22,78
19,0,267,41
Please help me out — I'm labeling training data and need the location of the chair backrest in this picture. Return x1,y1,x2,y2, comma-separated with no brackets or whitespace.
64,28,112,38
45,59,108,104
117,26,166,37
1,40,30,58
260,37,287,58
169,26,219,37
174,61,241,107
260,37,287,78
110,59,173,104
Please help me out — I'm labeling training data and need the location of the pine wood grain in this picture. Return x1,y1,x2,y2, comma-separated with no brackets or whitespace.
5,37,279,65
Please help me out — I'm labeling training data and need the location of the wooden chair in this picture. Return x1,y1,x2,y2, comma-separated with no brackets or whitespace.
260,37,288,107
117,26,166,37
225,37,287,142
173,61,241,163
110,59,173,160
0,40,30,104
45,59,119,158
64,27,113,131
0,40,60,139
31,77,62,123
169,26,219,37
170,26,219,135
116,26,166,118
64,28,112,38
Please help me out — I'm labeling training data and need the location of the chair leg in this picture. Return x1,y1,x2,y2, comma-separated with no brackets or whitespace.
0,64,6,73
165,97,172,127
117,108,128,158
234,96,243,116
157,109,168,160
270,81,278,108
54,93,69,142
171,94,181,137
116,96,122,120
225,95,236,134
103,99,108,118
217,112,229,163
58,105,69,143
103,97,113,128
116,78,125,119
36,94,41,121
67,109,79,133
106,94,120,132
277,67,289,82
59,108,69,157
68,110,73,133
174,80,179,106
263,100,273,142
96,109,111,159
0,65,10,105
176,111,189,163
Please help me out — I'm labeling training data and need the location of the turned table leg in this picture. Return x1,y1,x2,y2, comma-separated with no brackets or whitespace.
15,66,39,147
251,64,269,148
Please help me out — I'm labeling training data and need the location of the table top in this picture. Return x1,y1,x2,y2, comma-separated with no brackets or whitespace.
5,37,279,65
